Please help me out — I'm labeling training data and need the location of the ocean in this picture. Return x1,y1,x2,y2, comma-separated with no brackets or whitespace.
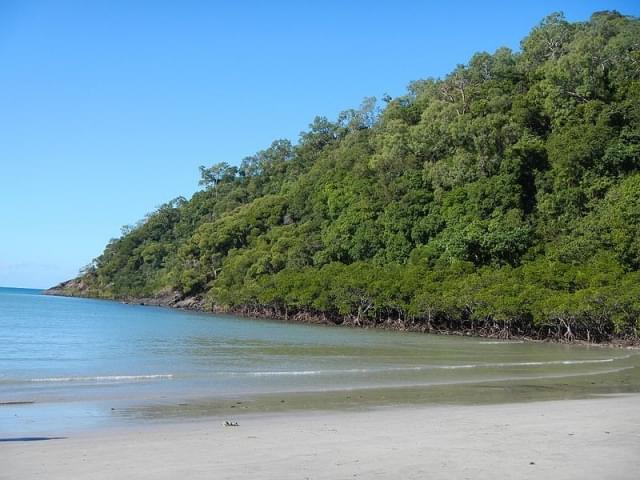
1,286,638,435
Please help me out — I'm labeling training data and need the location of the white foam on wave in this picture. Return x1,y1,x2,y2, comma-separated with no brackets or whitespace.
310,366,637,393
236,355,635,377
30,374,174,383
441,356,632,369
247,370,327,376
238,368,386,377
230,366,637,396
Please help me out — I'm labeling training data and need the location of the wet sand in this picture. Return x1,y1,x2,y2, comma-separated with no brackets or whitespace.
2,394,639,480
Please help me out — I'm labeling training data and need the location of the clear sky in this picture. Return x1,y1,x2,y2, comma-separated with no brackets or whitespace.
1,1,638,288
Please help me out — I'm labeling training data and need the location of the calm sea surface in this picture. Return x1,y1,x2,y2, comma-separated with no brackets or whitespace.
1,286,639,434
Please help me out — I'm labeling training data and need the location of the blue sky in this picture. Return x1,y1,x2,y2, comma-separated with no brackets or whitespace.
1,1,638,288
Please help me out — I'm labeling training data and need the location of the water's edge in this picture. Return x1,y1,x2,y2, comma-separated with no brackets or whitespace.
2,286,638,436
44,283,640,348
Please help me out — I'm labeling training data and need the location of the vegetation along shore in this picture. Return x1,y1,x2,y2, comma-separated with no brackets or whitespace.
47,12,640,344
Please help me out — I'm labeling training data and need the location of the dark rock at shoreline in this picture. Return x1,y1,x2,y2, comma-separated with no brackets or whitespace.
42,281,640,347
43,278,89,297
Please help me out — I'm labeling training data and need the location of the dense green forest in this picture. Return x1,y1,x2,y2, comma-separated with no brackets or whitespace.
53,12,640,342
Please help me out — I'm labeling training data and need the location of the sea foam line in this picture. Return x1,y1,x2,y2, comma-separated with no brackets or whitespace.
236,355,635,377
29,374,174,383
288,366,637,394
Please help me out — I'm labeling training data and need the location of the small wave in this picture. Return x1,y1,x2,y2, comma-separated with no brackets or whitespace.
247,370,328,376
29,374,173,383
441,357,625,369
235,355,634,377
292,366,637,394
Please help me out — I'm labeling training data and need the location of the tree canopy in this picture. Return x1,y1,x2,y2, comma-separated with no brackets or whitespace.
66,12,640,342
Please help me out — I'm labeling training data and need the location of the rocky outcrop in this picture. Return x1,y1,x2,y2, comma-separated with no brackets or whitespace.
124,290,206,310
45,282,209,312
43,277,90,297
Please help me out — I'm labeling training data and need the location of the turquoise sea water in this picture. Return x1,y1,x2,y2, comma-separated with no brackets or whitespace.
1,287,638,435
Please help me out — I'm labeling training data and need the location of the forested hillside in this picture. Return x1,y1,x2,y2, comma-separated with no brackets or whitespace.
51,12,640,342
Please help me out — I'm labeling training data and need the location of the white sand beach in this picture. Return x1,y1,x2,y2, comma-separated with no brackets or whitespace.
2,394,639,480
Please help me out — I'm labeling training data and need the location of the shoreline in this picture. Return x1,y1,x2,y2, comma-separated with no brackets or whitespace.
4,353,640,439
43,286,640,348
4,362,640,437
3,394,640,479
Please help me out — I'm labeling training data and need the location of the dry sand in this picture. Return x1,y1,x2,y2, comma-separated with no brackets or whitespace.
2,395,640,480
